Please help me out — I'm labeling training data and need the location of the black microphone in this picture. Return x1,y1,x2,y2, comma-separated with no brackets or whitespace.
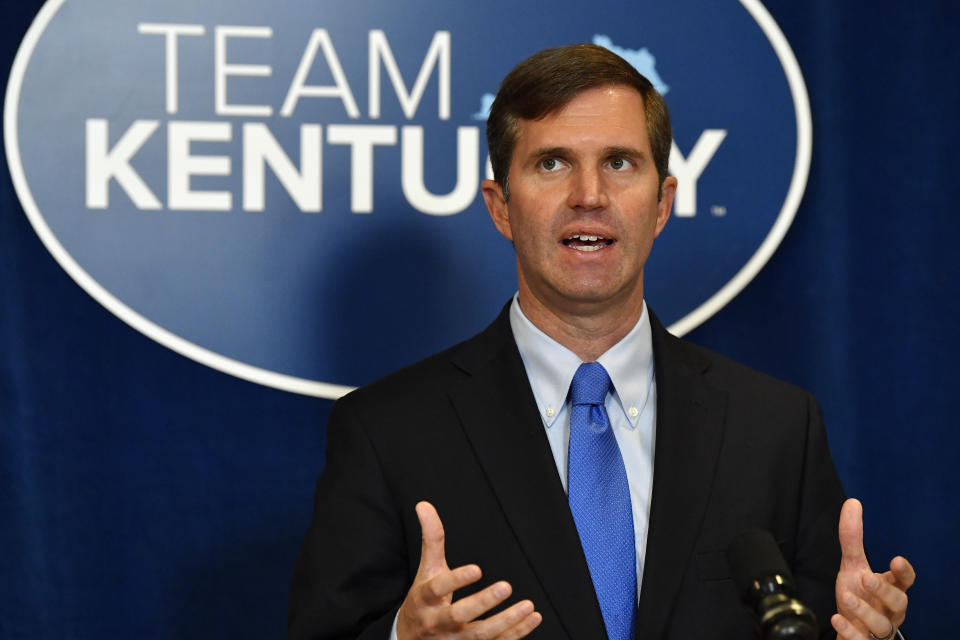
726,529,818,640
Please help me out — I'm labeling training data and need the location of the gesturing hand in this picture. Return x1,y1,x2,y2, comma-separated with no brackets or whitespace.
396,502,542,640
832,499,915,640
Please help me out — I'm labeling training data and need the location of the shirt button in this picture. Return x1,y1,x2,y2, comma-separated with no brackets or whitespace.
628,407,639,418
545,407,555,418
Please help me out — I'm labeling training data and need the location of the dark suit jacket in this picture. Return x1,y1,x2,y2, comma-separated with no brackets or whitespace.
288,305,845,639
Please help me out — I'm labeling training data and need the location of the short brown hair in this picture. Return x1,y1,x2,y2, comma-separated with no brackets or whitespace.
486,43,672,199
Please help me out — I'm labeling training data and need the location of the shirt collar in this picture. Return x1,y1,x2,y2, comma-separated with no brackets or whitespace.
509,295,655,429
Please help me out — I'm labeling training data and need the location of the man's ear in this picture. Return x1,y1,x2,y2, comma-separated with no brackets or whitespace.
481,179,513,242
654,176,677,238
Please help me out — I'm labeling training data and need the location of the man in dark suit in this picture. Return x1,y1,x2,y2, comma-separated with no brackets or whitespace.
289,44,913,640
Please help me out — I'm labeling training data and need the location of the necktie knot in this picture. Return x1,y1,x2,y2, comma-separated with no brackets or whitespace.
570,362,612,407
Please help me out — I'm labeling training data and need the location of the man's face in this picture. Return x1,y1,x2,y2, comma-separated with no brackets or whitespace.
482,85,677,319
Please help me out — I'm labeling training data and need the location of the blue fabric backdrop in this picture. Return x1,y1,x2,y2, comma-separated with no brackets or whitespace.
1,1,956,637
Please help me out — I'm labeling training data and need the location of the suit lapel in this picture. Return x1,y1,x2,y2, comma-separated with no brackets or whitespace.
635,313,728,638
447,308,607,640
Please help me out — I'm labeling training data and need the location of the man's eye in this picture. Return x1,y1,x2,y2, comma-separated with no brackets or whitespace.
538,158,563,172
608,157,632,170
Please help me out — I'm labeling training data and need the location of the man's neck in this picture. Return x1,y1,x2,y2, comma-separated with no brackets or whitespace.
516,289,645,362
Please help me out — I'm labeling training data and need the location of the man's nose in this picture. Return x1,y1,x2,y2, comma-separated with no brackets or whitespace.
566,166,608,210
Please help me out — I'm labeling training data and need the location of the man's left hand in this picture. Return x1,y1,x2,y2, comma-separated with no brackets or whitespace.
832,498,915,639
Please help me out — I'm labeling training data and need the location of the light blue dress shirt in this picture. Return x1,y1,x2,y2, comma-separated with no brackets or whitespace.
508,295,657,600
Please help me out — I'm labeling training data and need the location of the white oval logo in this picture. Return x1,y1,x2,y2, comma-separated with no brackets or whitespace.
5,0,810,398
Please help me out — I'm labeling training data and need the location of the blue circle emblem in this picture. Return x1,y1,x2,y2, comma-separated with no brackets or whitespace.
5,0,810,397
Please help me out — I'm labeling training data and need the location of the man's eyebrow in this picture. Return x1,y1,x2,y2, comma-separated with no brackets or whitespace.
603,145,646,158
528,146,572,158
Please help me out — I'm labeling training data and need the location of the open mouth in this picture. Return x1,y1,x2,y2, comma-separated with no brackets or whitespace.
562,234,616,252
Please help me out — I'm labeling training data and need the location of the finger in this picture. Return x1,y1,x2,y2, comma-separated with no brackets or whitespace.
497,609,543,640
840,590,896,639
862,573,908,624
420,564,483,605
832,613,871,640
889,556,916,590
440,580,512,627
838,498,868,568
462,599,537,639
415,501,448,575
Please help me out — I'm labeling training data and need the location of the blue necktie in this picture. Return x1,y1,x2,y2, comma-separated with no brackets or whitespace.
567,362,636,640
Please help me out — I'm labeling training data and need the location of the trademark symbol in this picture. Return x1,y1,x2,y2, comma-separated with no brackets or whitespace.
711,205,727,217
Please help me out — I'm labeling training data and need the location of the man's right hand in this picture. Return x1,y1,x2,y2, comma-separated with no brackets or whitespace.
396,502,542,639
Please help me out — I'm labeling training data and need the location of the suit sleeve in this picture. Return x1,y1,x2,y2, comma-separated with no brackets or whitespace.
287,397,411,640
794,393,845,640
